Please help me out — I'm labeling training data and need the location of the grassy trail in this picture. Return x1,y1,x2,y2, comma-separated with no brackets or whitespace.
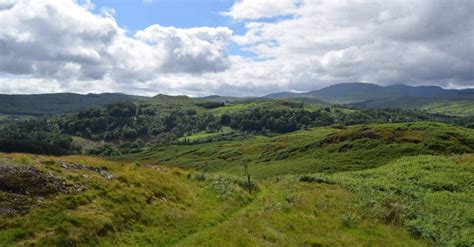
171,187,268,246
174,179,427,247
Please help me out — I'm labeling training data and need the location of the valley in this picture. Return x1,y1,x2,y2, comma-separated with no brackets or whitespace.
0,83,473,246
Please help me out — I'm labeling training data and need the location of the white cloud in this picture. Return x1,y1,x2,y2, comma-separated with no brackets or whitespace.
0,0,232,91
226,0,474,91
222,0,301,20
0,0,473,96
135,25,232,74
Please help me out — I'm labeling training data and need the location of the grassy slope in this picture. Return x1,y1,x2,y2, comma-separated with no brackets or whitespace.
0,153,425,246
351,97,474,117
176,178,426,247
116,122,474,246
178,127,233,142
422,100,474,116
0,154,253,246
121,122,474,179
313,154,474,246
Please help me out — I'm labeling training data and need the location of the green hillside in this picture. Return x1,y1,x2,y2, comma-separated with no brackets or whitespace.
422,100,474,116
312,154,474,246
0,153,425,246
121,122,474,178
351,97,474,117
1,95,473,246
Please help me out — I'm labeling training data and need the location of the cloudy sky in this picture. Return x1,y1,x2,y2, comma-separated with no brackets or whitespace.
0,0,473,96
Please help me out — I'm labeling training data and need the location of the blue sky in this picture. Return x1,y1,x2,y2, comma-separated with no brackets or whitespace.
92,0,242,32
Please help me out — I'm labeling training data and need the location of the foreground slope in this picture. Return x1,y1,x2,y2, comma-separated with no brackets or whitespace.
312,154,474,246
0,153,425,246
118,121,474,246
0,154,253,246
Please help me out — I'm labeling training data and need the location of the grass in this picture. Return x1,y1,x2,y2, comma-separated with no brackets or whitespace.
120,122,474,179
2,121,473,246
0,153,254,246
176,177,426,246
352,97,474,117
0,153,428,246
178,127,233,142
422,100,474,117
306,154,474,246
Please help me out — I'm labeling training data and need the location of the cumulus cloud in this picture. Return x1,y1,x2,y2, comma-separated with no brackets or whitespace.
0,0,232,87
135,25,232,74
0,0,472,96
228,0,474,91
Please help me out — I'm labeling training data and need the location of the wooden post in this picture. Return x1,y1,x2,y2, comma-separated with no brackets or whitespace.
244,163,251,194
247,172,251,194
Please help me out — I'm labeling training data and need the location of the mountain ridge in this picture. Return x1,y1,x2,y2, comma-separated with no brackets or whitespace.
0,93,148,116
264,82,474,103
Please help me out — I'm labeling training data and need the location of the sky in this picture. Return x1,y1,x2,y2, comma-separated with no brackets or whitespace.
0,0,473,96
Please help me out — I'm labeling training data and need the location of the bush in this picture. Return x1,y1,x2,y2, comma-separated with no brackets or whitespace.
299,175,335,184
340,214,357,227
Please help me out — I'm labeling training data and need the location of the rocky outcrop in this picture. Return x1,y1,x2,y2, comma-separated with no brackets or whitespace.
60,161,114,180
0,163,67,196
0,158,68,217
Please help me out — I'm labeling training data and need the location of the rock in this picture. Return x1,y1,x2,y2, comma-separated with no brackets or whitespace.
60,161,114,180
0,193,34,217
99,170,114,180
0,163,67,196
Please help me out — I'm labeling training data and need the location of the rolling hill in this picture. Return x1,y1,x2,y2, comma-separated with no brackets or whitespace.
116,122,473,246
351,97,474,117
265,82,474,104
1,122,472,246
0,93,148,116
120,122,474,178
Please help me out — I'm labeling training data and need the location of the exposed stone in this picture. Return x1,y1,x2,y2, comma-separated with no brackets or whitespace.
0,163,67,196
60,161,113,180
0,160,69,217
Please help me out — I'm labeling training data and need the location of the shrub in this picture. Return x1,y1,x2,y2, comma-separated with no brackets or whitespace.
340,214,357,227
299,175,335,184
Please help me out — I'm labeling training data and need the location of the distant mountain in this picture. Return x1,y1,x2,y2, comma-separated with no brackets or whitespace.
0,93,148,116
262,92,302,99
264,82,474,104
198,95,245,103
